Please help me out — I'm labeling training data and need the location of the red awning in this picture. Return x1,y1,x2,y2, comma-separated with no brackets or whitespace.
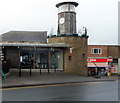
87,62,109,68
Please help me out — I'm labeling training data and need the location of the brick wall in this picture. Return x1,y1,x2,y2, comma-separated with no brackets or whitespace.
88,45,108,57
88,45,120,58
119,46,120,58
107,46,119,58
48,36,88,76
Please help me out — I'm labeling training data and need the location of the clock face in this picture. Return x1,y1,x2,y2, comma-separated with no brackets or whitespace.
59,18,65,24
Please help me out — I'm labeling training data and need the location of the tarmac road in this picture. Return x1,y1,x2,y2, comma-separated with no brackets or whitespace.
2,81,118,101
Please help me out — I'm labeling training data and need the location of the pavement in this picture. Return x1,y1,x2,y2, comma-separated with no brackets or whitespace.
1,69,118,88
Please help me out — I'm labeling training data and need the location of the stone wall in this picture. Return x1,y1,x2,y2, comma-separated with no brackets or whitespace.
48,36,88,76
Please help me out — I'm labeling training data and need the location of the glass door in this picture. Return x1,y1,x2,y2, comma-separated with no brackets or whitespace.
20,53,33,69
35,53,48,69
40,53,48,69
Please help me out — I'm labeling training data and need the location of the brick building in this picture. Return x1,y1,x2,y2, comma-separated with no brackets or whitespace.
48,1,88,76
48,36,88,76
0,31,68,76
87,45,120,75
0,1,89,76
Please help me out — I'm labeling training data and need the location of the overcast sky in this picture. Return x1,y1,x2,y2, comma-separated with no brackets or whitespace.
0,0,119,45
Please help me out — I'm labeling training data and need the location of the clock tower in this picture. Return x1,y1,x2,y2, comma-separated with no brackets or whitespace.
48,1,88,76
56,2,78,35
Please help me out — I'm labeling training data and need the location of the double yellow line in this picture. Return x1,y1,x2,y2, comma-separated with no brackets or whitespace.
1,82,103,91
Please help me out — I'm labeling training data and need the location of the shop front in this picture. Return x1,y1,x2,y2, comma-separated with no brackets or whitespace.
108,58,118,73
1,42,67,76
20,47,63,70
87,58,112,76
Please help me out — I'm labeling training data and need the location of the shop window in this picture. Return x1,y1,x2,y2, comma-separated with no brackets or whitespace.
20,53,33,69
91,48,102,54
83,53,85,57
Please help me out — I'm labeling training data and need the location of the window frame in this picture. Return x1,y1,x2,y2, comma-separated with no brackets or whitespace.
91,48,102,54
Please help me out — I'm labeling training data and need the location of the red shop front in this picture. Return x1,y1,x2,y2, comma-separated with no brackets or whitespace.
87,58,113,76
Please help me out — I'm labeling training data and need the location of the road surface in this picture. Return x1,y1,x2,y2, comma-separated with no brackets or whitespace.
2,81,118,101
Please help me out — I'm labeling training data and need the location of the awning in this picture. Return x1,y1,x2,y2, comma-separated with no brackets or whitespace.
87,62,109,68
87,62,95,67
0,42,69,48
20,47,56,53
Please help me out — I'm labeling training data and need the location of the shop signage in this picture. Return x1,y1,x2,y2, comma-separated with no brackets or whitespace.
107,57,113,62
87,58,113,62
110,66,116,73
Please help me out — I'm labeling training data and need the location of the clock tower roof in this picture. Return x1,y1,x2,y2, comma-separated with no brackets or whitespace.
56,1,78,8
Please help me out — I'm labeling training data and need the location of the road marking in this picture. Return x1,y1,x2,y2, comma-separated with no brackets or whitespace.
1,82,103,91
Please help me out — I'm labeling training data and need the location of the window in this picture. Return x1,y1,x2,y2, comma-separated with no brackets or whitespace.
58,4,75,13
91,48,102,54
68,56,72,60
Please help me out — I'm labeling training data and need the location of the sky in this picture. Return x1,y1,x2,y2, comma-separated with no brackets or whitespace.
0,0,119,45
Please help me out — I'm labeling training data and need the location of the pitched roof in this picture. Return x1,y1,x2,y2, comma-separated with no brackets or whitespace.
0,31,47,43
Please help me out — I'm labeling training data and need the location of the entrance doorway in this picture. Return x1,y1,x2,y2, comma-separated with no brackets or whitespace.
20,52,33,69
35,53,48,69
